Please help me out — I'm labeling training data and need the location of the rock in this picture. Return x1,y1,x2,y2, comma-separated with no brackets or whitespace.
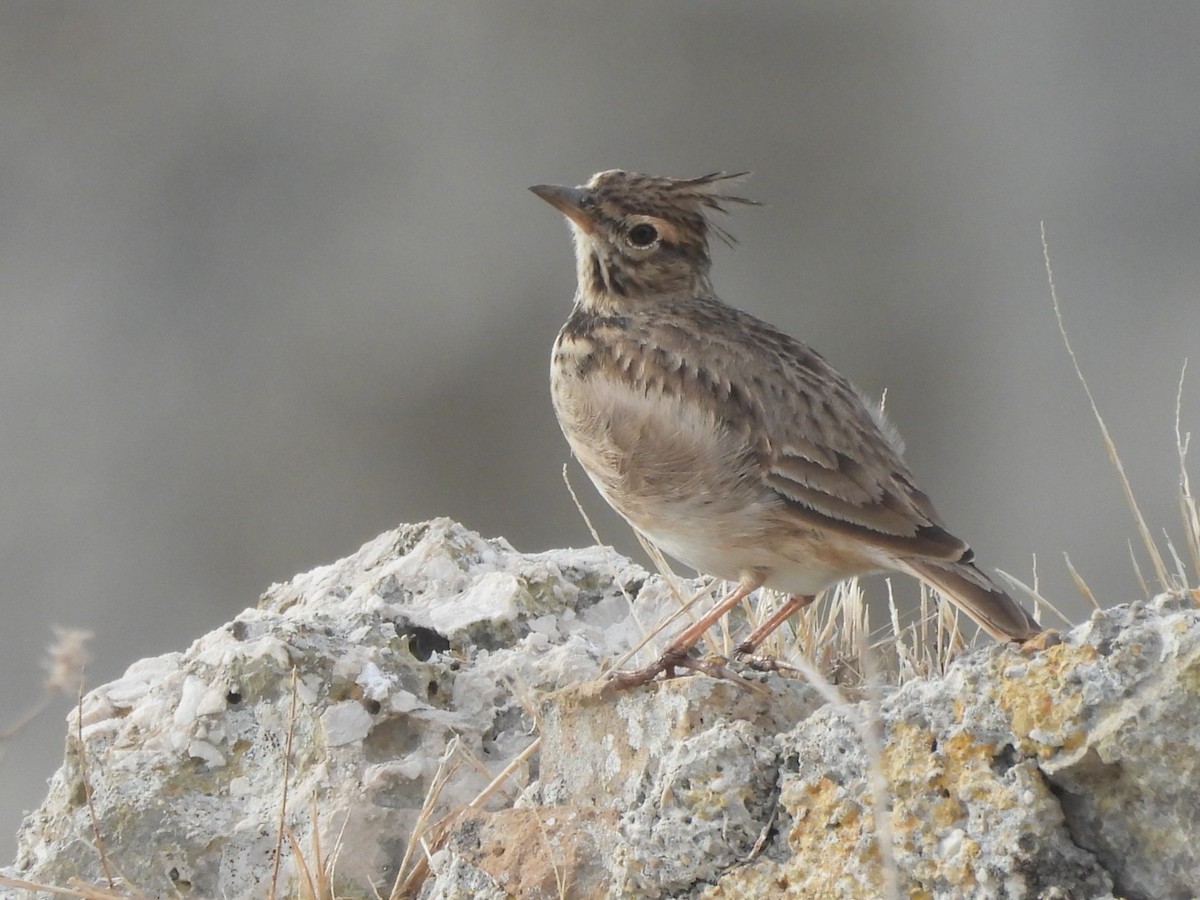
1,519,650,897
2,520,1198,899
529,676,821,898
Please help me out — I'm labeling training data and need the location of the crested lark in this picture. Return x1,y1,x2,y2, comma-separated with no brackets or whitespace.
531,170,1040,687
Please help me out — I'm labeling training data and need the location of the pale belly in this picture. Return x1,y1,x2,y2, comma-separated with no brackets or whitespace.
552,366,883,595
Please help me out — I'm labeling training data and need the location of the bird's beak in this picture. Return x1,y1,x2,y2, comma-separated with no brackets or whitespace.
529,184,596,234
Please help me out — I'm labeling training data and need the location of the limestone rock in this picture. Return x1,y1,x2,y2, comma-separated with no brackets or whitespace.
2,519,650,897
3,520,1198,900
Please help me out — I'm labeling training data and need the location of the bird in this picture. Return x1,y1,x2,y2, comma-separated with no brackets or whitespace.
530,169,1040,687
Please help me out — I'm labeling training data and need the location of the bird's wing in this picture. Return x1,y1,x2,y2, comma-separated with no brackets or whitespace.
714,307,971,562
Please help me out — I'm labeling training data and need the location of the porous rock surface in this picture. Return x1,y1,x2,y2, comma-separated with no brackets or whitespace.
2,519,1198,899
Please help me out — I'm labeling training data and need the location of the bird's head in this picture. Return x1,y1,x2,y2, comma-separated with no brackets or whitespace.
530,169,756,310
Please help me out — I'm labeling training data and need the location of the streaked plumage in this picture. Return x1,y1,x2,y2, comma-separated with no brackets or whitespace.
531,170,1039,685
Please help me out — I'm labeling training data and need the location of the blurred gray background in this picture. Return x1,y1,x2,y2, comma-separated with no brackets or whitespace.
3,1,1199,858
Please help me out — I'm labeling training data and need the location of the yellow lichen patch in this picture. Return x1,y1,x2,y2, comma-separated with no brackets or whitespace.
703,853,901,900
785,776,864,843
752,723,1023,897
771,775,884,898
703,856,893,900
885,724,1008,809
881,723,1020,891
999,641,1096,756
938,731,1007,798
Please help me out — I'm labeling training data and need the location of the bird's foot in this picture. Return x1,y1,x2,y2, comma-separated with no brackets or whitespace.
606,647,761,691
732,648,796,675
605,645,690,690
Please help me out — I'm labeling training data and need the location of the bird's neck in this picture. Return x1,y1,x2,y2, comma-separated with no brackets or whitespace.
574,250,712,314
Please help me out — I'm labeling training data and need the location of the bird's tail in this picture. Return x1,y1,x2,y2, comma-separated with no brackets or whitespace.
898,558,1040,642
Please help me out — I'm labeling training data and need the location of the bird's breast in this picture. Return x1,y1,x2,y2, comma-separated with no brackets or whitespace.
550,324,780,578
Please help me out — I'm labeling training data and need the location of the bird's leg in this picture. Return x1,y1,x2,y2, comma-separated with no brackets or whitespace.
733,593,815,662
607,578,762,690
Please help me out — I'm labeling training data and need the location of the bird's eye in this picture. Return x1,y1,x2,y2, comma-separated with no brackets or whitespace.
627,222,659,248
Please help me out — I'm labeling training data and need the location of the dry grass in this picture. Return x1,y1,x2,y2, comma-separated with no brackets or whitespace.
0,877,148,899
1174,362,1200,583
0,628,92,743
386,735,540,900
286,800,348,900
75,685,115,892
267,668,301,900
1042,222,1199,598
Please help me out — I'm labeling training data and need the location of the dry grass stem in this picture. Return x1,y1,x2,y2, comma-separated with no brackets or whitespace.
389,734,540,899
532,808,574,899
1062,553,1101,610
1174,361,1200,582
0,694,52,742
455,738,522,807
746,807,778,862
291,799,349,900
286,830,318,900
858,629,900,900
389,735,463,899
76,680,116,890
0,875,146,898
561,465,638,613
994,570,1072,628
286,799,345,900
561,463,605,553
1163,531,1191,589
464,735,540,812
1041,221,1171,591
1126,542,1149,598
268,667,301,900
886,584,968,682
